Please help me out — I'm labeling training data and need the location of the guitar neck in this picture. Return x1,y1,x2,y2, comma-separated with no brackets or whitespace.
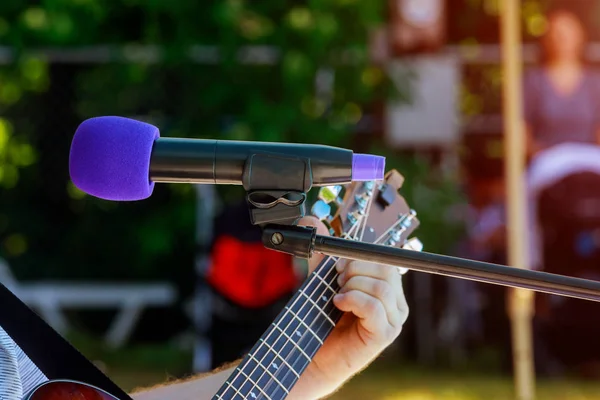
213,256,343,400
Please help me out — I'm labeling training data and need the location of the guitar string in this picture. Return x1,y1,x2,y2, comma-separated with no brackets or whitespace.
217,253,343,400
256,227,363,398
221,183,384,400
277,195,418,399
217,249,344,400
271,210,412,400
257,185,380,399
223,220,364,400
374,208,414,245
223,216,364,398
252,203,411,400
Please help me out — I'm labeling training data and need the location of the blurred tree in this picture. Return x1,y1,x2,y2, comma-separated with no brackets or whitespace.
0,0,496,350
0,0,399,286
368,144,467,255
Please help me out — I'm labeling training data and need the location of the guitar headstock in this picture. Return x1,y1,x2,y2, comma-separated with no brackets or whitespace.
311,170,423,272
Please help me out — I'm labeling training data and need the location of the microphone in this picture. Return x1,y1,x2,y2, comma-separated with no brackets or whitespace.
69,116,386,201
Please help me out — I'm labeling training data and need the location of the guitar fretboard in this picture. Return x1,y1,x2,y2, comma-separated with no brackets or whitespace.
213,255,343,400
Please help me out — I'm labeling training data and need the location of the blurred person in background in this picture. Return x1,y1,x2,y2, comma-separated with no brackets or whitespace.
523,3,600,377
524,4,600,159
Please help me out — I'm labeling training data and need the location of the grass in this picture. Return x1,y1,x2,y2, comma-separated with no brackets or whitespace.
329,363,600,400
69,334,600,399
103,360,600,400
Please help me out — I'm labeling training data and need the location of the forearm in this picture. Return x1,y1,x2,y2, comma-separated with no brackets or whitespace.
129,361,337,400
130,363,238,400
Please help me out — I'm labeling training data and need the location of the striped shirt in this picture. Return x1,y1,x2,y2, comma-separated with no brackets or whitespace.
0,327,48,398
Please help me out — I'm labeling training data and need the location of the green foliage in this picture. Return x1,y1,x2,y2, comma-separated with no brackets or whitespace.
67,331,191,374
369,145,467,255
0,0,400,293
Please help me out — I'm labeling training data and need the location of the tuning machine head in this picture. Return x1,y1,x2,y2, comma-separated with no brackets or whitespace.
397,237,423,275
403,237,423,252
311,200,333,222
318,185,344,205
354,181,375,209
310,199,338,235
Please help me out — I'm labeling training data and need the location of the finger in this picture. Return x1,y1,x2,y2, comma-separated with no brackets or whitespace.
333,290,397,342
297,215,330,236
337,261,407,318
395,276,409,326
297,216,330,273
338,275,402,329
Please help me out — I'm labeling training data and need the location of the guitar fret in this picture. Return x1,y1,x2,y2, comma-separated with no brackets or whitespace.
248,353,289,395
271,322,312,361
298,289,336,326
314,268,338,295
222,380,245,400
212,256,344,400
259,338,301,378
284,306,324,344
237,367,273,400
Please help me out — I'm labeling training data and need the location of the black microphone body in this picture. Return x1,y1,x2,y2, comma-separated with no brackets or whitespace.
149,138,354,187
69,116,383,205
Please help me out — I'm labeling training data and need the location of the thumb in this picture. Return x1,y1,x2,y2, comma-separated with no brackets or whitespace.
297,216,330,273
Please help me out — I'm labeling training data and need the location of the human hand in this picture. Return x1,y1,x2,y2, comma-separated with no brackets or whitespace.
288,216,409,399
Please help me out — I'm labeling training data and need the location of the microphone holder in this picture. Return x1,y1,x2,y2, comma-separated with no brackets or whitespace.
261,224,600,303
243,153,314,225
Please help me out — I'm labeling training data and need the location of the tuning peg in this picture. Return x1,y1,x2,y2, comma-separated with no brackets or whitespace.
353,182,377,210
354,193,369,209
398,210,417,229
318,185,344,205
397,238,423,275
311,200,333,221
403,237,423,252
347,210,362,225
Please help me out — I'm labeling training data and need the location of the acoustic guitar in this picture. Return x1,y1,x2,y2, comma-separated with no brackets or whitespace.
211,170,421,400
19,169,421,400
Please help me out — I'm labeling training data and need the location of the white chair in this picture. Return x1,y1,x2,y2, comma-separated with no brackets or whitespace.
0,260,177,348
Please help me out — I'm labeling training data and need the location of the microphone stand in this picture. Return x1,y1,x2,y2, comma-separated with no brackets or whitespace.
261,224,600,303
235,155,600,303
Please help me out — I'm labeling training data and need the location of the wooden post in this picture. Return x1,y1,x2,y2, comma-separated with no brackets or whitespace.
500,1,536,399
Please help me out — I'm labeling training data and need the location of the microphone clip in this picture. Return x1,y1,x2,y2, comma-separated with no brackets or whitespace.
242,153,313,225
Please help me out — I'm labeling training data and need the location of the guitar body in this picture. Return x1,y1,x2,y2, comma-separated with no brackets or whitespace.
23,380,120,400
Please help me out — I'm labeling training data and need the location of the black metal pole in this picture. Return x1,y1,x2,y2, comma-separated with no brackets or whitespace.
315,236,600,302
262,225,600,303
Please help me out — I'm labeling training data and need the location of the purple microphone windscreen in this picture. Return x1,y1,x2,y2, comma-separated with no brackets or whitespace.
69,116,160,201
352,154,385,181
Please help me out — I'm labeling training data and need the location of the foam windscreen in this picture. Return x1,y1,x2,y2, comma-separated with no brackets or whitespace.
69,116,160,201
